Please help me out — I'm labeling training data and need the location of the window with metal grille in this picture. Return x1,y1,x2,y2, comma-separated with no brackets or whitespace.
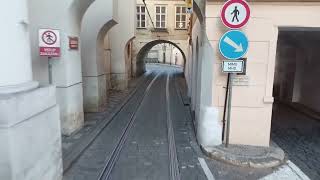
155,5,167,28
137,5,146,28
175,6,187,29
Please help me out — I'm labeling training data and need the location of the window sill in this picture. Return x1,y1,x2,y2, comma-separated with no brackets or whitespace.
151,28,168,32
174,28,188,30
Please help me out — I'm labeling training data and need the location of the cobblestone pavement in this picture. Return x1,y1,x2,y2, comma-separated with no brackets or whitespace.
109,68,208,180
109,73,171,180
174,73,275,180
62,76,141,153
63,64,317,180
63,66,209,180
271,103,320,180
63,73,156,180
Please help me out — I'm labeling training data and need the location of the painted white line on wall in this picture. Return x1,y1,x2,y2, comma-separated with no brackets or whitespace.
259,161,310,180
198,157,215,180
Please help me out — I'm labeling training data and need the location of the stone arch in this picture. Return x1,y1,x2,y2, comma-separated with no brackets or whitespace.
135,40,187,76
28,0,118,135
107,0,136,90
80,0,118,112
68,0,95,30
192,0,204,25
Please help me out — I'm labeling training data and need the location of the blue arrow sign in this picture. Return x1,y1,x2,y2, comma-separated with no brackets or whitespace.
219,30,249,60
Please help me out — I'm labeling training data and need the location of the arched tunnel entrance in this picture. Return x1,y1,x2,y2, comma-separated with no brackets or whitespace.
135,40,187,76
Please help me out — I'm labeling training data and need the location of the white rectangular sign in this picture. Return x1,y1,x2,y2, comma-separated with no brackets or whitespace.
39,29,61,57
222,60,244,73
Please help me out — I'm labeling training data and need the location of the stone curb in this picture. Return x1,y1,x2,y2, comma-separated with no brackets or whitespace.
201,144,286,169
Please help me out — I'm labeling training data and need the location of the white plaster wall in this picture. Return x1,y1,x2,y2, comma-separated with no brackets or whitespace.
109,0,136,90
187,17,220,147
185,42,193,97
190,38,198,112
0,86,62,180
28,0,82,85
103,34,112,90
28,0,89,135
0,0,33,87
206,2,320,146
56,84,84,135
81,0,118,76
81,0,118,112
189,19,202,114
0,1,62,179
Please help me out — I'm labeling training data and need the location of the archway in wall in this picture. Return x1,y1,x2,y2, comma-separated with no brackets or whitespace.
271,27,320,179
136,40,187,75
73,0,118,112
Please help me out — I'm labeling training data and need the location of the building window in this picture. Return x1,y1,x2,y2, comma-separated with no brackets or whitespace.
155,5,167,28
137,5,146,28
175,6,187,29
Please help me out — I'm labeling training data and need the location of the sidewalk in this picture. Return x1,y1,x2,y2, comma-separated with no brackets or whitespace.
175,73,311,180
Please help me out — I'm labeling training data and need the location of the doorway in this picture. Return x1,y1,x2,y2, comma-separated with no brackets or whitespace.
271,29,320,179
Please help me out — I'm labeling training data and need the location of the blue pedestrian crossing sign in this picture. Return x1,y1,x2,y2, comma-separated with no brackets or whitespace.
219,30,249,60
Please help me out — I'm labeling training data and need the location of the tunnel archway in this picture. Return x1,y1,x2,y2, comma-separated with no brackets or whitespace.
136,40,187,76
270,28,320,179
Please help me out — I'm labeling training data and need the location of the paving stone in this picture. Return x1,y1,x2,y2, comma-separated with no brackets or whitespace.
271,104,320,179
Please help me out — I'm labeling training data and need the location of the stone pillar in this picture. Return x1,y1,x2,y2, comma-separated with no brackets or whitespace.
80,0,118,112
0,1,62,180
0,0,38,93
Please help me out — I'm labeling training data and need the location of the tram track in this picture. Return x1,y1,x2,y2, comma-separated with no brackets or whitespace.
63,71,156,173
97,72,181,180
166,74,181,180
63,67,190,180
97,72,161,180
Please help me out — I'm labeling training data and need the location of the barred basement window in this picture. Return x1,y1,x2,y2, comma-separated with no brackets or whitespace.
137,5,146,28
175,6,187,29
155,5,167,28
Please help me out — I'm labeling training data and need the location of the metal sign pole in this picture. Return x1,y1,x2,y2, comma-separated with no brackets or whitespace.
48,57,53,84
225,73,233,148
222,73,231,142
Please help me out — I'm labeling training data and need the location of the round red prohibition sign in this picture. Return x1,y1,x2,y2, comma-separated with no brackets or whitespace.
221,0,251,29
42,30,57,45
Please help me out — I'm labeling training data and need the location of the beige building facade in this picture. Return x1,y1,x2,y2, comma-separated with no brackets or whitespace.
145,44,185,66
205,1,320,147
133,0,190,75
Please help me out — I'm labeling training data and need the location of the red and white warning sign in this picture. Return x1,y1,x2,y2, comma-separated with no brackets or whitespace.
39,29,61,57
221,0,251,29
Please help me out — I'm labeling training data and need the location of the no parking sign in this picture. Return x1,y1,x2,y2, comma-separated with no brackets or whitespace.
39,29,61,57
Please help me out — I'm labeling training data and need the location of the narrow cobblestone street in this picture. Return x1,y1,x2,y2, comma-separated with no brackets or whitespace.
63,66,208,180
62,65,316,180
271,103,320,180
